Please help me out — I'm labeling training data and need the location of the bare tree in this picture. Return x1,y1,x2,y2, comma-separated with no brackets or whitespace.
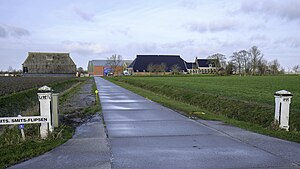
238,50,249,76
77,67,84,77
225,62,235,75
157,63,167,73
230,52,242,76
147,63,155,73
257,59,268,75
207,53,227,69
171,64,180,74
8,66,13,73
230,50,251,76
268,59,280,75
249,46,263,75
106,54,123,75
77,67,84,73
293,65,300,73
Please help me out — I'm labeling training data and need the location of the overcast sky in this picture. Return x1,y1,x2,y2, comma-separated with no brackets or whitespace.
0,0,299,71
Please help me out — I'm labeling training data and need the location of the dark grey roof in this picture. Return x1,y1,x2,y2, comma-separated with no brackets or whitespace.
128,55,187,72
185,62,197,69
91,60,108,66
196,59,216,67
90,60,133,66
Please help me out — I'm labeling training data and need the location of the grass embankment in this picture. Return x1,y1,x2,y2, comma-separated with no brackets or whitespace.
108,75,300,143
0,78,85,117
0,77,100,168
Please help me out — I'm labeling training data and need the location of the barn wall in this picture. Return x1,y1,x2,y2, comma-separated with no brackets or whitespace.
23,52,76,75
94,66,104,76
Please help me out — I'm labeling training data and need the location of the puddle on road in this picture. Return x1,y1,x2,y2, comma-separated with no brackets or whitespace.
100,96,133,99
102,105,139,110
99,93,128,96
101,99,147,103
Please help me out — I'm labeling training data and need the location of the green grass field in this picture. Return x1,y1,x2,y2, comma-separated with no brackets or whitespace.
111,75,300,131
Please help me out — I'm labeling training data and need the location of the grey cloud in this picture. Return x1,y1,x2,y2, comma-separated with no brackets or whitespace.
110,28,131,37
249,34,268,41
162,40,195,49
275,37,300,48
179,0,198,9
74,8,94,22
0,24,30,38
126,43,158,53
184,23,207,33
0,26,8,37
248,24,266,30
240,0,300,21
62,41,108,55
209,20,236,32
185,20,237,33
9,26,30,37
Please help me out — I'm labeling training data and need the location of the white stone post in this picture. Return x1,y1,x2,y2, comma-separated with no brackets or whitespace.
38,86,53,139
274,90,293,131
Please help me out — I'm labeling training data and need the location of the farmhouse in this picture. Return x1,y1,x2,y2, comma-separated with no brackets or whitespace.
127,55,187,75
185,62,197,74
88,60,132,76
196,58,218,74
186,58,217,74
22,52,76,76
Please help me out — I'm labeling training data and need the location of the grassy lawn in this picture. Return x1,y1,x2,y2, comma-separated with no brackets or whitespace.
108,75,300,143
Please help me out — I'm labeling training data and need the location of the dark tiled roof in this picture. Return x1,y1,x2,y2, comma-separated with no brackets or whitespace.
185,62,197,69
128,55,187,72
196,59,216,67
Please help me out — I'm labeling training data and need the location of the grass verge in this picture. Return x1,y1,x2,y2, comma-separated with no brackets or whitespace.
107,78,300,143
0,77,101,168
0,125,73,168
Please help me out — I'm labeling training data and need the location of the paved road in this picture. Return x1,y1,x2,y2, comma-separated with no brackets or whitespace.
8,114,111,169
95,77,300,169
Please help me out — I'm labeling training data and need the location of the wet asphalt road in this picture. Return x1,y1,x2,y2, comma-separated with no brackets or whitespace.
95,77,300,169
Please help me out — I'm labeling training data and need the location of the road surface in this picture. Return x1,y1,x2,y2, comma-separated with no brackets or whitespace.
95,77,300,169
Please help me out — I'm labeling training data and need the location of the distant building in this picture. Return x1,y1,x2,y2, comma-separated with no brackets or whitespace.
127,55,187,75
88,60,132,76
185,62,197,74
22,52,76,76
195,58,218,74
187,58,217,74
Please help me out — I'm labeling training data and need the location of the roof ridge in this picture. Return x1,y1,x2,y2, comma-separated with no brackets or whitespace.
137,55,180,57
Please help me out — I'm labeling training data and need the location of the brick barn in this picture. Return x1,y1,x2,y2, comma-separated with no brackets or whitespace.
87,60,132,76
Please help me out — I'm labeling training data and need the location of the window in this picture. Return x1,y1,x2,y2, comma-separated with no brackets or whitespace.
23,67,28,73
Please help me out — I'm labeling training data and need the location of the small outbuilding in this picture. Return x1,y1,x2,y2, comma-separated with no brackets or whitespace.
22,52,76,76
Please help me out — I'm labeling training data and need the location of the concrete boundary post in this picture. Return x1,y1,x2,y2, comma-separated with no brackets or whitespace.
52,93,59,128
38,86,53,139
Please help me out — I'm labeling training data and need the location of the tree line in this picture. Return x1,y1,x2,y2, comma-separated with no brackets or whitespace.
208,46,289,76
105,47,300,76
